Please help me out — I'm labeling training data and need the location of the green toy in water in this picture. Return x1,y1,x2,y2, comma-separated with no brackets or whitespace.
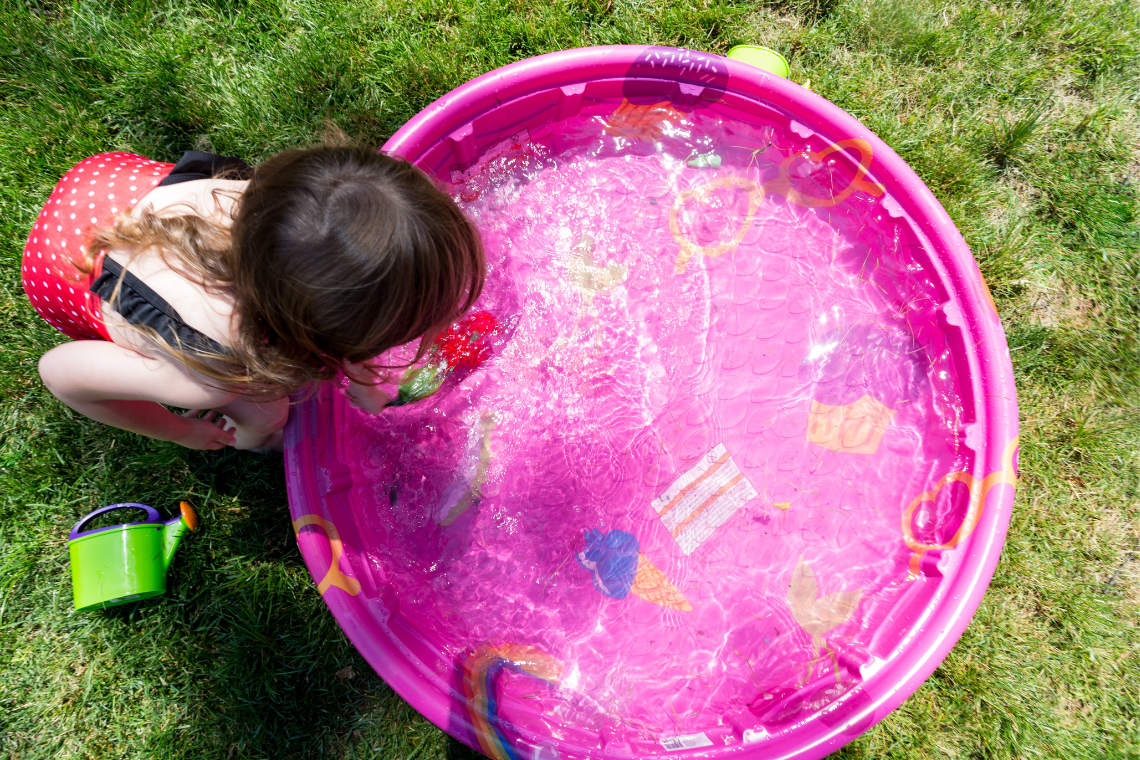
387,311,502,407
67,501,198,611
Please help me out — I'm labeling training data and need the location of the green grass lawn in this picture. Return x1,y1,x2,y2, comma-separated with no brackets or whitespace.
0,0,1136,757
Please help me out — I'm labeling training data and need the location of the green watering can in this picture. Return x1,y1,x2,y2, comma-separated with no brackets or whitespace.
67,501,198,611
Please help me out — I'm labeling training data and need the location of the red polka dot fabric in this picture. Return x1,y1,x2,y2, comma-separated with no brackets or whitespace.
21,153,175,341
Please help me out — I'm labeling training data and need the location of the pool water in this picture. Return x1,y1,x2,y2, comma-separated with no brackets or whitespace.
294,99,985,755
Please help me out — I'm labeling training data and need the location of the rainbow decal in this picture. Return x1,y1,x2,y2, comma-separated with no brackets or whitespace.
462,643,562,760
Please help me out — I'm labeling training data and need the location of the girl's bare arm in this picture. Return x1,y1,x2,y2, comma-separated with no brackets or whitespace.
38,340,240,449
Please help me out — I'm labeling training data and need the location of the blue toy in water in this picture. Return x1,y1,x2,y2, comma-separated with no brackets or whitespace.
576,529,641,599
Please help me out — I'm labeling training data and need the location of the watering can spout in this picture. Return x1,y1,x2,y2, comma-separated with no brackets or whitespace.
162,501,199,569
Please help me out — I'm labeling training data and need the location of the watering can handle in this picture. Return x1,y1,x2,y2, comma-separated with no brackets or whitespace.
68,503,162,542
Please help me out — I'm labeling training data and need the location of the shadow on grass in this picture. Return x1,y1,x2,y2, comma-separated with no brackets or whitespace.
0,407,455,758
447,735,490,760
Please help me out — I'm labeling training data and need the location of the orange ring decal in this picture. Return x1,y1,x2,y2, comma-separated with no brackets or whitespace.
901,437,1018,576
669,176,764,273
762,138,884,209
668,139,884,273
978,266,1000,318
292,514,362,596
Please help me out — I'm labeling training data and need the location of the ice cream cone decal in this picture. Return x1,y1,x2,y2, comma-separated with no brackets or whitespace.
577,529,691,610
630,553,692,610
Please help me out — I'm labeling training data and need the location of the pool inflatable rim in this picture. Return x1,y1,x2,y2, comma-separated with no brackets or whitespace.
287,44,1019,760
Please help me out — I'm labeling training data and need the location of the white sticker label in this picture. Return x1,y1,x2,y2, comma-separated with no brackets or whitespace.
659,732,713,752
651,444,758,555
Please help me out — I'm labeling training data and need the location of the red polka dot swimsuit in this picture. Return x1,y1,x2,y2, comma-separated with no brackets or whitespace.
21,153,175,341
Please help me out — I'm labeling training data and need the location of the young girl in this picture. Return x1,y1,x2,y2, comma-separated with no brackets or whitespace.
24,147,485,450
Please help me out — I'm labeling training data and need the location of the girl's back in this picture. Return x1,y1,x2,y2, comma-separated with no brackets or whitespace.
23,146,486,451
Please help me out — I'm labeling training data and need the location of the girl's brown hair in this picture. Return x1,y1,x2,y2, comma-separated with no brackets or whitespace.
90,146,485,395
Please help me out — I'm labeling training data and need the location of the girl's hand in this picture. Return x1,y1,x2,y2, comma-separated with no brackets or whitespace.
344,380,393,415
342,360,393,415
177,409,237,450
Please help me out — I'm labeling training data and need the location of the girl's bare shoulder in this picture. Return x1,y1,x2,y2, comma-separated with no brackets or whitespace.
102,178,248,355
131,178,248,225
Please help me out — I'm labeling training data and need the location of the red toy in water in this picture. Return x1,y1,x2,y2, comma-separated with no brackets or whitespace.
388,311,501,407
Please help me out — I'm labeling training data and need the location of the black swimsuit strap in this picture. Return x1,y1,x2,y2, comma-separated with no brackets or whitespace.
158,150,254,186
90,256,232,358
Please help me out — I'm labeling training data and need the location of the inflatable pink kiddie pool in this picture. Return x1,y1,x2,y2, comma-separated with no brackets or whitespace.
285,46,1019,760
